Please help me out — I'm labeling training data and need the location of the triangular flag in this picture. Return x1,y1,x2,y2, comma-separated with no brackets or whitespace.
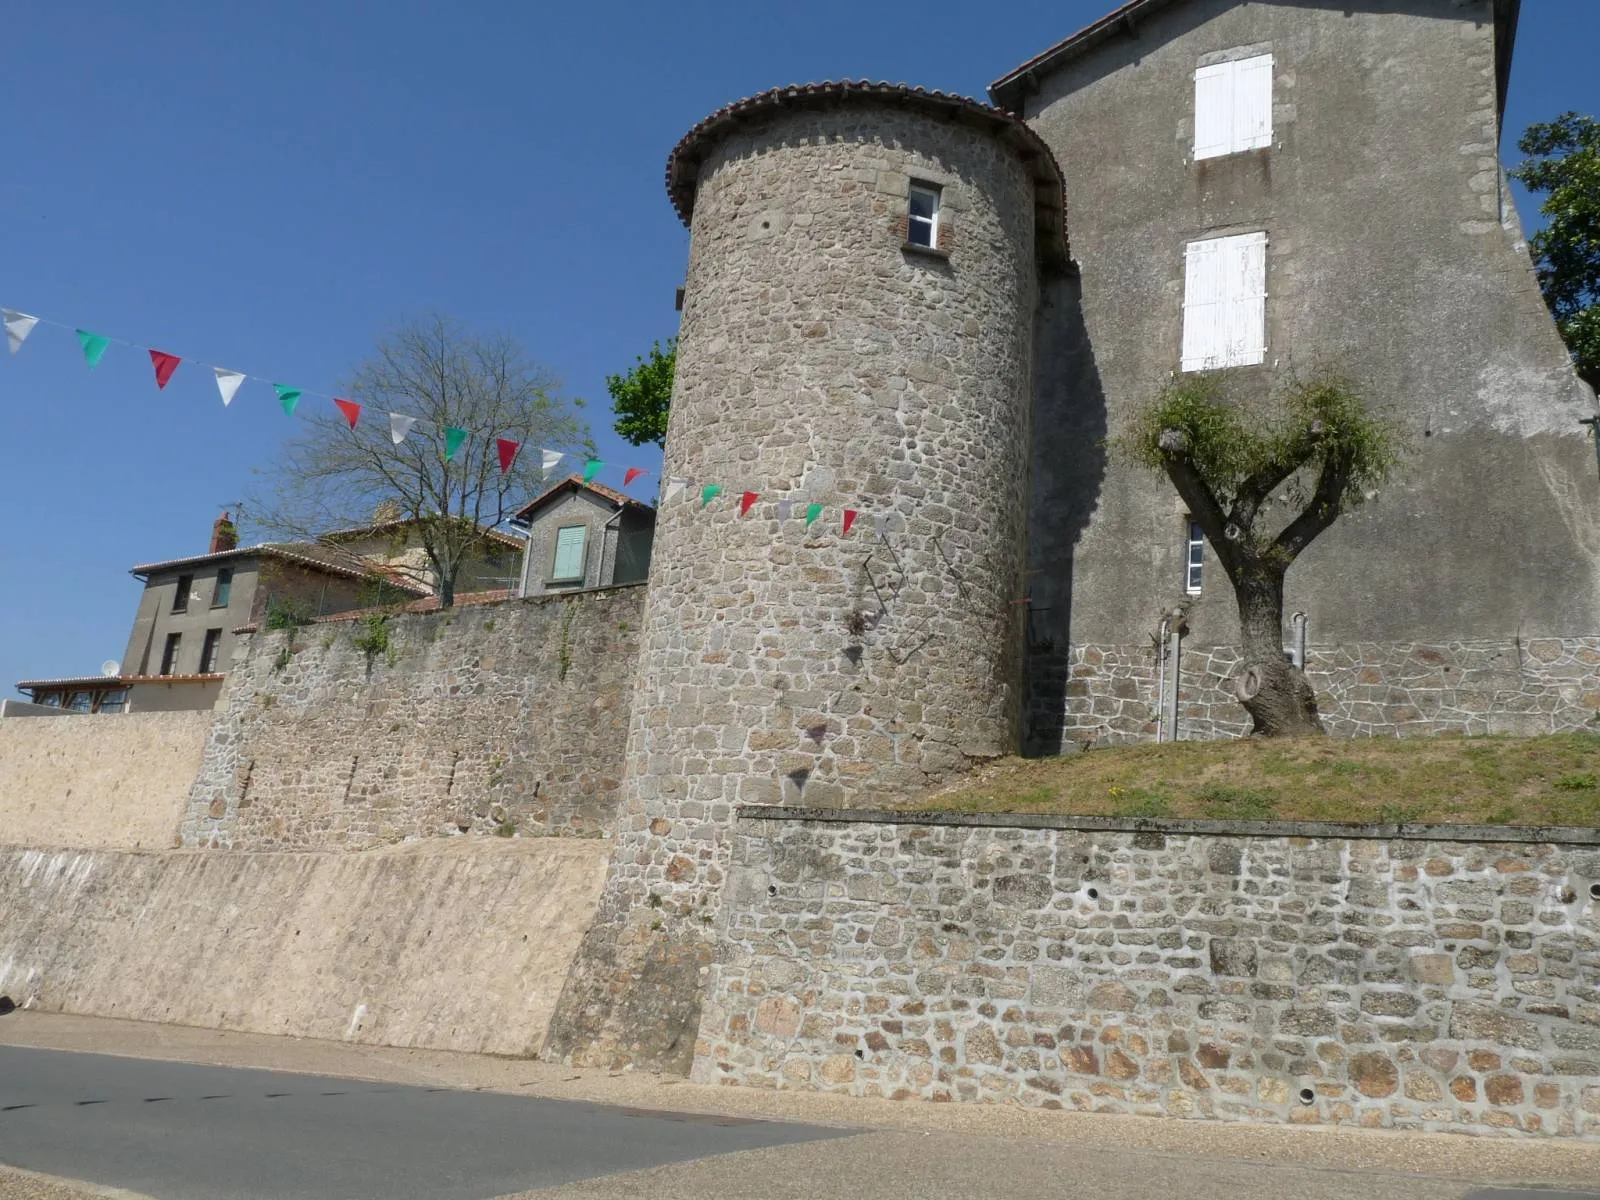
701,484,723,508
76,330,110,369
2,310,39,355
665,476,687,501
842,509,858,536
389,413,417,445
541,449,563,475
583,459,603,483
213,368,245,407
623,467,644,487
873,514,888,539
333,398,361,429
777,499,793,522
805,502,823,527
740,491,759,516
497,438,521,473
444,426,467,461
149,349,181,390
275,384,301,415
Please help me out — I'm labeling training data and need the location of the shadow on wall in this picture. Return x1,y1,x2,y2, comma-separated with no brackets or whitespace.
1025,273,1108,756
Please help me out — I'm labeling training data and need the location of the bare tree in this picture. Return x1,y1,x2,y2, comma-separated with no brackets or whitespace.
254,315,589,607
1119,369,1401,737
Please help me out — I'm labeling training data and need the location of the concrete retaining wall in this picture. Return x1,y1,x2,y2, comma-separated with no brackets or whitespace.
695,809,1600,1139
0,711,210,850
0,838,609,1056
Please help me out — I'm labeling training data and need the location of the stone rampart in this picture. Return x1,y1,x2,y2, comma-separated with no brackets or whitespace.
182,587,644,849
695,808,1600,1139
0,839,609,1056
1032,637,1600,751
0,710,210,850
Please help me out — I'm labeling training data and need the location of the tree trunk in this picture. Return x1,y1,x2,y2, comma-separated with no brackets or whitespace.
439,574,456,609
1233,567,1323,737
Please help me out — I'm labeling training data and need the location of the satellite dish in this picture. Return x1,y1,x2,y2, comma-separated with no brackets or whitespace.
101,660,121,678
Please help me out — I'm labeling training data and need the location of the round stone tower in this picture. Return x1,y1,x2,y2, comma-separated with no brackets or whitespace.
545,82,1067,1069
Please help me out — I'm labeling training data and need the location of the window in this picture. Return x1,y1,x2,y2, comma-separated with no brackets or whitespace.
1186,521,1205,595
97,689,127,714
550,525,588,583
906,182,941,249
1182,231,1268,372
160,632,182,676
212,568,233,608
198,628,224,675
66,691,92,713
35,692,61,708
1194,53,1274,160
172,574,194,613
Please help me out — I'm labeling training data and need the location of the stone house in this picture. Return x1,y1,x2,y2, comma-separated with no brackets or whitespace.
510,476,656,597
321,515,526,598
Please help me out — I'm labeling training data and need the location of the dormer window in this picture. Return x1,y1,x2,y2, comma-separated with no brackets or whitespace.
906,183,941,248
1194,53,1274,160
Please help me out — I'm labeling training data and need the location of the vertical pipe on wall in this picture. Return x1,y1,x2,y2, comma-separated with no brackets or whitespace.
1166,624,1183,742
1156,616,1172,742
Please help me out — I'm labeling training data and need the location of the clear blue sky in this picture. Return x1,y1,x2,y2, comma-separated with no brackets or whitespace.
1,1,1595,692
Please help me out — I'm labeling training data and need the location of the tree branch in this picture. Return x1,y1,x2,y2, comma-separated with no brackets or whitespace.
1274,447,1353,563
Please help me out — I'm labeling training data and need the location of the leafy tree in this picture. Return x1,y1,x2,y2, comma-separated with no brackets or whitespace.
1510,113,1600,389
255,315,588,607
1119,370,1401,737
607,337,676,447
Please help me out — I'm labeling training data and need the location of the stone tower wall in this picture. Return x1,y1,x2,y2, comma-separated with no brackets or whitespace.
545,97,1045,1069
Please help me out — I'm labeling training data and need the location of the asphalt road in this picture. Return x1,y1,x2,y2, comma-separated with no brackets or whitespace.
0,1046,849,1199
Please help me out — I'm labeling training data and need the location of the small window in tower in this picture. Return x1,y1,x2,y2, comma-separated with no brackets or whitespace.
906,183,941,248
1186,521,1206,595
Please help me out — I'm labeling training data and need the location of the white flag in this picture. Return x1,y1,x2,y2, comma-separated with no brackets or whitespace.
664,476,687,502
213,368,246,407
2,309,38,355
541,449,564,476
873,514,888,539
389,413,418,445
776,499,793,522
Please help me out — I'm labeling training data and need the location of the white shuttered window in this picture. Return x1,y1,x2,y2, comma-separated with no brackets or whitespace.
1182,232,1268,372
1193,53,1273,160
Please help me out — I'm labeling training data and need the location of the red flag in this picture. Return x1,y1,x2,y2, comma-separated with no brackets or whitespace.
842,509,858,536
149,349,181,390
333,398,361,429
623,467,645,487
739,491,759,516
496,438,521,474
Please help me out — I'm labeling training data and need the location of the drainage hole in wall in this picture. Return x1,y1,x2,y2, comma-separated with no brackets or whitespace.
1590,883,1600,902
1086,887,1100,900
1297,1087,1316,1106
854,1049,864,1059
767,884,778,897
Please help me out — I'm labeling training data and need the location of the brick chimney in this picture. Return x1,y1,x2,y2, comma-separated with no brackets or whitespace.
209,511,238,554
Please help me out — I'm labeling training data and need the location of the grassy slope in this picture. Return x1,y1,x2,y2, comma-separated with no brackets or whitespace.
905,733,1600,826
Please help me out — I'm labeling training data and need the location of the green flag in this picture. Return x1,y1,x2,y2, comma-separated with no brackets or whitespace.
701,484,723,508
274,384,302,416
805,502,823,527
583,458,603,483
444,426,467,461
75,329,110,369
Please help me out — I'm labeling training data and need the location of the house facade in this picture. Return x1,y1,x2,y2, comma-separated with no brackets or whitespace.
511,476,656,597
322,517,525,598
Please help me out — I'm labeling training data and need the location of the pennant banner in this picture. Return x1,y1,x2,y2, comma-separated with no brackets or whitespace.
76,330,110,369
541,449,563,475
149,350,181,390
842,509,858,536
389,413,417,445
498,438,521,474
665,476,687,502
805,502,823,527
334,398,361,429
701,484,723,508
214,368,245,407
739,491,759,516
583,458,603,483
444,426,467,461
2,309,38,355
623,467,644,487
777,499,793,522
275,384,301,416
874,514,888,539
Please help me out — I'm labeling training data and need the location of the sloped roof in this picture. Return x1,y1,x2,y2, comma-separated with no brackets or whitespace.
511,475,655,525
319,516,524,550
666,79,1070,270
990,0,1520,116
129,542,430,595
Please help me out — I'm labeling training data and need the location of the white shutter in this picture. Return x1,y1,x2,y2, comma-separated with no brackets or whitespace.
1183,232,1267,371
552,526,587,581
1193,62,1234,161
1233,54,1274,151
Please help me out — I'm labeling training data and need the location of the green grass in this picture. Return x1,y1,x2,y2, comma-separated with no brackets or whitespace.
906,732,1600,827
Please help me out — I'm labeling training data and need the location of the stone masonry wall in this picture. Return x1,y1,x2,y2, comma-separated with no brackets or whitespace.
1028,637,1600,752
696,810,1600,1139
182,587,644,849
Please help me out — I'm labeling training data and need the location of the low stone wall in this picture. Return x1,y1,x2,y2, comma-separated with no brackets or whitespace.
182,587,644,849
695,809,1600,1139
0,711,210,850
0,838,609,1056
1040,637,1600,749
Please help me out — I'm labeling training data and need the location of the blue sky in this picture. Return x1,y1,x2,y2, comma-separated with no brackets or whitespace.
1,0,1595,693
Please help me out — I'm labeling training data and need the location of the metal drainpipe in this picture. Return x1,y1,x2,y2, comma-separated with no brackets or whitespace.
1166,621,1184,742
1291,612,1308,669
1156,616,1172,743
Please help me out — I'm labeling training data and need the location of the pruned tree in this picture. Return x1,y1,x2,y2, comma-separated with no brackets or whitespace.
1119,370,1401,737
1510,113,1600,390
254,315,589,607
608,337,676,448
